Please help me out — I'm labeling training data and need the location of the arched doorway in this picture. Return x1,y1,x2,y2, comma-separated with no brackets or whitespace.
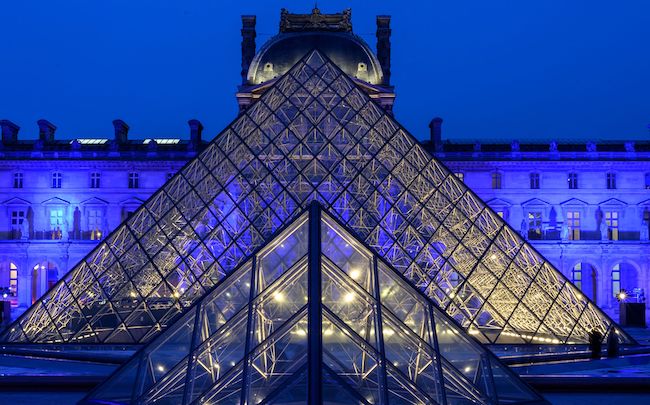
31,261,59,304
611,262,639,299
0,262,19,307
571,262,597,303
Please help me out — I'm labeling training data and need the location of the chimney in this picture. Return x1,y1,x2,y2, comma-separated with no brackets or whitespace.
1,120,20,144
188,119,203,145
376,15,392,85
37,119,56,143
429,117,443,152
113,119,129,144
241,15,257,84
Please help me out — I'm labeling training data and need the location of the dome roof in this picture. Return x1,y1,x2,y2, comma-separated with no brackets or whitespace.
247,32,384,86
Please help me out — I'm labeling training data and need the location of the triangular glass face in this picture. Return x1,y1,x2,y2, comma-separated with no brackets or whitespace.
80,206,547,405
3,49,631,347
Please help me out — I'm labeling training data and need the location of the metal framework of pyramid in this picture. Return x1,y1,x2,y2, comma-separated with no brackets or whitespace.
80,204,547,405
1,50,632,346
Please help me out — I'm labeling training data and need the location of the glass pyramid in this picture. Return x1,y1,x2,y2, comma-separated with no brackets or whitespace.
80,204,547,405
1,50,632,346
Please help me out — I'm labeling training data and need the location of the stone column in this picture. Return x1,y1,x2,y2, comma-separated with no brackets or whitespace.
17,256,31,308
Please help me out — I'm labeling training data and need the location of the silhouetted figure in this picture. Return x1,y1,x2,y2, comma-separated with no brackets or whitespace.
607,331,620,358
588,329,603,359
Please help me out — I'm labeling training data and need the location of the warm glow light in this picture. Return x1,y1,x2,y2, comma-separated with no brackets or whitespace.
273,292,285,302
343,292,355,303
464,366,471,373
172,291,180,299
349,269,361,280
157,365,165,372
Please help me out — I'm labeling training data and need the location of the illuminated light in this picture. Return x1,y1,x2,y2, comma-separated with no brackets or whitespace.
324,328,334,336
393,361,399,367
225,292,231,297
273,292,285,303
143,138,180,145
343,292,355,303
490,254,497,260
349,269,361,280
172,291,181,299
245,282,251,287
449,292,456,298
214,363,220,369
157,365,165,373
295,329,307,336
384,328,395,336
230,361,236,366
464,366,471,373
468,329,479,335
73,138,108,145
129,291,137,298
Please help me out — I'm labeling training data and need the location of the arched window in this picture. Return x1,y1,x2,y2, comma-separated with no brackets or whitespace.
612,264,621,297
572,263,597,302
572,263,582,290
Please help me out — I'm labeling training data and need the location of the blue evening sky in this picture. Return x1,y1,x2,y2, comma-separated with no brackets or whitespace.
1,1,649,143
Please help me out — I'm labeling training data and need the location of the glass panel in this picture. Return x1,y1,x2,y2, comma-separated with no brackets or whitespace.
189,311,248,402
321,259,377,349
257,214,309,290
322,312,381,404
321,213,374,296
248,314,309,404
253,259,308,345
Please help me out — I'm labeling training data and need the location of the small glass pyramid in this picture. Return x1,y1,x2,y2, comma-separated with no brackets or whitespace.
80,203,547,405
1,50,632,347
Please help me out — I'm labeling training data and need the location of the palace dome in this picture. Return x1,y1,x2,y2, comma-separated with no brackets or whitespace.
247,31,384,85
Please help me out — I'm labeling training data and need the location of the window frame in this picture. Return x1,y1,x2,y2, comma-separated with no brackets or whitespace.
605,210,619,241
13,172,24,189
491,172,502,189
51,172,62,189
566,211,581,240
128,172,140,189
90,172,101,189
568,172,578,189
529,173,540,189
606,172,617,190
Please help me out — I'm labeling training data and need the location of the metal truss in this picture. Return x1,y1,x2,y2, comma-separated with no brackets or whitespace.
80,204,547,405
0,50,632,346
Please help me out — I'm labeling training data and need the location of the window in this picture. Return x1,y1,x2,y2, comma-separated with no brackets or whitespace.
572,263,583,290
9,263,18,299
50,209,63,239
566,211,580,240
10,210,25,229
568,173,578,189
528,211,542,240
128,172,139,189
90,172,101,189
496,210,504,219
607,172,616,189
88,208,103,240
52,172,62,188
13,173,23,189
454,172,464,182
605,211,619,241
491,172,502,189
529,173,540,189
645,173,650,189
612,264,621,297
